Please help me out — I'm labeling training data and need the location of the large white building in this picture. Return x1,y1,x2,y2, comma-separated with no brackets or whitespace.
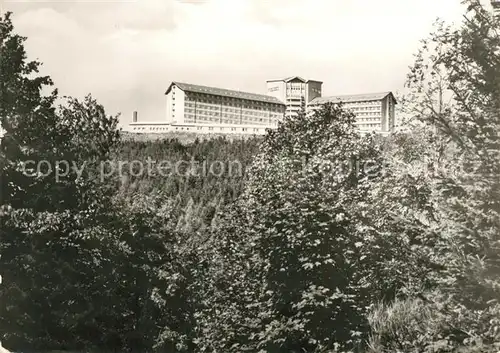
307,92,397,134
130,82,285,135
266,76,322,119
128,79,397,135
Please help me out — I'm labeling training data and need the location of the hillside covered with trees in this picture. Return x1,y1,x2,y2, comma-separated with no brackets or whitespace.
1,1,499,352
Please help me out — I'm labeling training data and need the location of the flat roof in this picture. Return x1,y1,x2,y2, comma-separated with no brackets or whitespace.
266,76,323,84
166,82,285,105
309,91,396,105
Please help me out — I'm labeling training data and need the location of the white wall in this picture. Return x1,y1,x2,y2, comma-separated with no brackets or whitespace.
266,81,286,103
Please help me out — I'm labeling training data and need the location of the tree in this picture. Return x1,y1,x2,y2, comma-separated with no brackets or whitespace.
1,11,58,208
1,12,120,212
368,1,500,351
195,105,421,353
0,11,125,350
0,12,204,352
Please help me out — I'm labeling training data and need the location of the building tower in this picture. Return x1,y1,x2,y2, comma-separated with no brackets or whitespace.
492,0,500,16
266,76,322,119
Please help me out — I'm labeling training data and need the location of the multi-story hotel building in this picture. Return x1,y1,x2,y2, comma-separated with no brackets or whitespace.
266,76,322,118
307,92,397,133
129,82,286,135
128,80,397,135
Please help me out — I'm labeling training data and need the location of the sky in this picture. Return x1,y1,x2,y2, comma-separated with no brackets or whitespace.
3,0,475,127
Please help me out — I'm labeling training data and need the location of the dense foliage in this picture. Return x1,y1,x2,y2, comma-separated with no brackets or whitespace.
366,1,500,351
1,1,499,352
0,11,212,352
114,136,260,236
196,106,389,352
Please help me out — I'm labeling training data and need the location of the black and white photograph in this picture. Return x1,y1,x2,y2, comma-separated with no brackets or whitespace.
0,0,499,352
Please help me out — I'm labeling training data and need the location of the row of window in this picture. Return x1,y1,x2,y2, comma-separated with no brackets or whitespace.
132,126,169,131
183,94,282,109
360,124,382,129
184,101,283,112
184,112,281,120
184,114,278,126
192,126,262,132
351,106,382,111
178,126,265,133
131,125,265,134
356,117,382,122
354,112,382,116
185,107,274,117
344,101,382,107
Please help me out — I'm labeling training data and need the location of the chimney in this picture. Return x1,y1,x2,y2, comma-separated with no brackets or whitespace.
133,111,138,122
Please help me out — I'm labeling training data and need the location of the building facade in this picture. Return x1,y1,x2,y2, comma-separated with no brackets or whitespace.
266,76,322,119
128,79,397,135
492,0,500,16
130,82,286,135
307,92,397,133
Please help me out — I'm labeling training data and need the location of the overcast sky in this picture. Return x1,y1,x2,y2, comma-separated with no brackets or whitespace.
4,0,475,127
